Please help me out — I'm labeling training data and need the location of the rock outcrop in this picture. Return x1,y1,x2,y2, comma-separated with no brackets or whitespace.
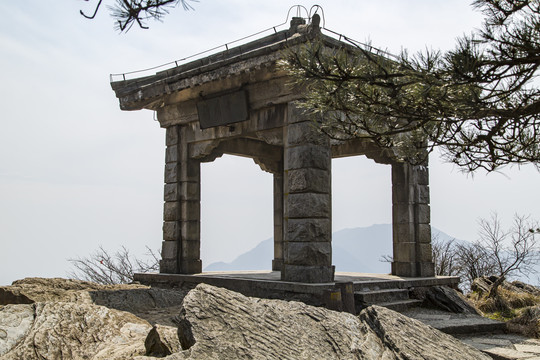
472,276,540,297
167,284,490,360
0,277,188,326
424,285,480,314
0,302,151,359
1,278,492,360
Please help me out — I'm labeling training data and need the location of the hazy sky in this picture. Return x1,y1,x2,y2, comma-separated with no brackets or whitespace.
1,1,538,285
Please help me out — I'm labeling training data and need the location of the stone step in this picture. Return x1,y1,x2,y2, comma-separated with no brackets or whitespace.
403,308,508,336
355,289,410,303
353,281,405,292
376,299,423,312
457,334,540,360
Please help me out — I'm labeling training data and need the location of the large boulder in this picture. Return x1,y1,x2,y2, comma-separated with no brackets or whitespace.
0,277,187,327
0,302,152,360
424,286,480,314
163,283,490,360
0,279,493,359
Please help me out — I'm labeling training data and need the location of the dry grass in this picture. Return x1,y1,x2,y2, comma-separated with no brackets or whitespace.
469,288,540,334
507,306,540,338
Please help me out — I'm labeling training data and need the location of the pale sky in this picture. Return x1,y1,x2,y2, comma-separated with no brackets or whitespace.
1,1,538,286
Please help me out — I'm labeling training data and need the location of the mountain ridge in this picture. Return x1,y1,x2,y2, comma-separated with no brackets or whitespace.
204,224,460,273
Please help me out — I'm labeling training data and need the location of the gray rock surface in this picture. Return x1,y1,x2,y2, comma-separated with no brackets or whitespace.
0,277,187,327
144,324,181,357
172,283,490,359
0,304,35,357
471,276,540,297
0,279,505,360
424,285,480,314
0,301,151,360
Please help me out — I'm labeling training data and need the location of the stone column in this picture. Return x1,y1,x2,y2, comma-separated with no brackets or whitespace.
281,103,334,283
272,173,284,271
160,125,181,273
160,125,202,274
391,161,434,277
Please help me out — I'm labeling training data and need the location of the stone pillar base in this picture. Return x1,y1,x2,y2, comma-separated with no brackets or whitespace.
180,259,202,274
282,264,335,283
392,261,435,277
159,259,178,274
272,259,283,271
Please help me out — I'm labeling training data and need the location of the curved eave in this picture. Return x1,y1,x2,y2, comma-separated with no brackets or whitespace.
110,30,357,111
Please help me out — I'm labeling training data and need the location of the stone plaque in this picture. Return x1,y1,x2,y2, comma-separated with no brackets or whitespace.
197,90,248,129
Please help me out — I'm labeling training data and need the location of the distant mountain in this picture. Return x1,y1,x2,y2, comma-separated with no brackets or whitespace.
203,224,461,273
204,238,273,271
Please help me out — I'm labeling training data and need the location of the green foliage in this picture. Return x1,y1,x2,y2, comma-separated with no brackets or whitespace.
286,0,540,172
80,0,196,32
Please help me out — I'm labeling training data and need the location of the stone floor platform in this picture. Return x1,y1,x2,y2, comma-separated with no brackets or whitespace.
403,308,540,359
134,271,459,308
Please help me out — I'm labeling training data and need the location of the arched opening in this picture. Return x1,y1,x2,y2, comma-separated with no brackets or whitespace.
200,154,273,271
332,155,392,274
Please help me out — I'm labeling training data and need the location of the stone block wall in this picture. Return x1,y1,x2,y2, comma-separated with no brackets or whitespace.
160,125,202,274
391,162,434,277
281,104,334,283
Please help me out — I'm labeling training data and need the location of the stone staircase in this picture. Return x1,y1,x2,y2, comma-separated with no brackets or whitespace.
353,281,423,312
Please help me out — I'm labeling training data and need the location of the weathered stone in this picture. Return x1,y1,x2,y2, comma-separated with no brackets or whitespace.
159,259,178,274
359,305,490,359
392,184,414,203
161,241,178,260
418,262,436,277
0,301,151,360
163,202,180,221
0,278,188,318
163,221,180,241
286,121,327,146
391,162,409,185
413,165,430,185
418,243,433,262
287,168,330,193
392,261,416,278
285,242,331,266
179,259,202,274
287,193,330,218
393,204,414,223
424,286,480,314
0,278,126,305
166,126,179,146
165,145,178,163
511,280,540,296
180,201,199,221
415,185,430,203
417,222,431,242
180,240,200,259
144,325,181,357
282,264,335,283
394,242,416,262
286,102,312,124
164,163,178,184
180,221,199,241
179,182,199,201
178,160,200,183
0,304,34,356
285,145,331,170
393,223,414,242
174,284,490,359
0,289,33,306
163,183,179,202
286,218,331,242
